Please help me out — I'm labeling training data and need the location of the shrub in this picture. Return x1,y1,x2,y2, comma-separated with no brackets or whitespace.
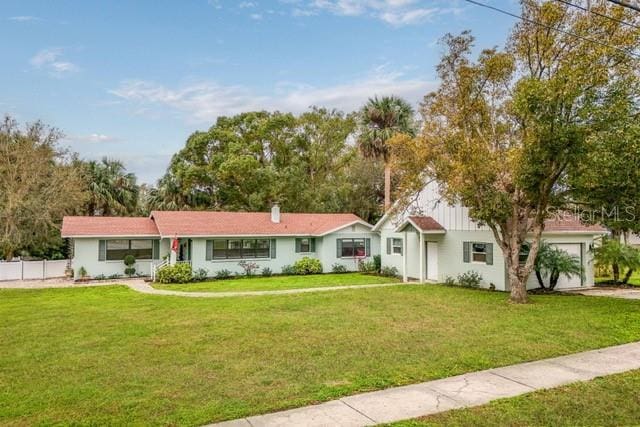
238,260,260,277
280,264,295,275
380,266,399,277
215,269,233,279
373,254,381,272
261,267,273,277
293,257,323,275
358,259,377,273
331,263,348,273
155,263,193,284
93,274,106,281
77,266,88,279
443,275,457,286
107,273,122,280
123,254,136,277
193,268,208,281
457,271,482,288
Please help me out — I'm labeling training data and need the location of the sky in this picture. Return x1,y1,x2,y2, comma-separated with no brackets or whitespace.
1,0,516,184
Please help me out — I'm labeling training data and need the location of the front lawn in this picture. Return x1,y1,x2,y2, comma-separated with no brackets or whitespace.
153,272,399,292
2,285,640,425
596,273,640,286
394,370,640,426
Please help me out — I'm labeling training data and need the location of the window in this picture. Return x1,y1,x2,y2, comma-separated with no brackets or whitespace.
338,238,369,258
208,239,271,260
392,238,403,255
105,239,153,261
472,243,487,263
295,238,315,253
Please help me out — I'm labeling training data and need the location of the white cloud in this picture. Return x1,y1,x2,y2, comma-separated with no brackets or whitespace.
8,15,40,22
109,67,435,124
290,0,454,26
239,1,257,7
250,13,263,19
64,133,121,144
30,48,79,77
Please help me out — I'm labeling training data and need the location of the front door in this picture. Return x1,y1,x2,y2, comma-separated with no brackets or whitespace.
426,241,438,281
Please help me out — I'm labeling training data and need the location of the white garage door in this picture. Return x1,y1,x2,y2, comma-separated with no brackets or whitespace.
552,243,583,289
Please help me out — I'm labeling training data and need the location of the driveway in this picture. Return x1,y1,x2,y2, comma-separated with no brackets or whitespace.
564,287,640,300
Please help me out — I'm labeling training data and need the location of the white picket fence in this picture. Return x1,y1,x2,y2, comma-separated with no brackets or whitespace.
0,260,69,281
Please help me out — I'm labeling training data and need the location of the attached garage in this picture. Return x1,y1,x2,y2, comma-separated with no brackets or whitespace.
550,243,584,289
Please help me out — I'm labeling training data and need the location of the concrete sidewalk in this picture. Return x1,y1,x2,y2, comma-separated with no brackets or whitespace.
211,341,640,427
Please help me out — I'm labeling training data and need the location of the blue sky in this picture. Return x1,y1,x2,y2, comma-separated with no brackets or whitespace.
1,0,516,184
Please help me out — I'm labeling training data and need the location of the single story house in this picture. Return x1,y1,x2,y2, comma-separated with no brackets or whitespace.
61,206,379,279
374,181,607,291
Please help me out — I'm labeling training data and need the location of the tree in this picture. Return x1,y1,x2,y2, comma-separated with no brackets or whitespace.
391,1,640,303
81,157,139,216
357,96,415,212
534,241,583,290
594,238,640,284
0,116,87,260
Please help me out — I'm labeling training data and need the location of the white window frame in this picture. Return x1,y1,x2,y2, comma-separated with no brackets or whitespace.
392,238,403,255
471,243,487,264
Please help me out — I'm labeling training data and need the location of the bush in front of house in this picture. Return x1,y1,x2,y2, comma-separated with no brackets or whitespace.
280,264,295,275
373,254,381,273
77,266,88,280
156,263,193,284
457,271,482,288
293,257,323,275
215,269,233,279
238,260,260,277
358,259,377,273
123,254,136,277
193,268,208,281
261,267,273,277
331,263,348,273
380,266,399,278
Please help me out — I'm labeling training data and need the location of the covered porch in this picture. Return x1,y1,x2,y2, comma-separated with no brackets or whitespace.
395,216,446,283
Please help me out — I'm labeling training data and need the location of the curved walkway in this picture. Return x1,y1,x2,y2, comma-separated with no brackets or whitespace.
0,278,415,298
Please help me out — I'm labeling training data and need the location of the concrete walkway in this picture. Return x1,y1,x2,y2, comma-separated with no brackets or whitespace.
564,287,640,300
0,278,413,298
211,341,640,427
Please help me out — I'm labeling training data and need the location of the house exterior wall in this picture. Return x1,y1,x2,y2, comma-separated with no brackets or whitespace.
71,238,158,279
72,224,379,279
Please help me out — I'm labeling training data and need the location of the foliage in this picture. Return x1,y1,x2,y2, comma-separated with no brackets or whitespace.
331,263,348,273
534,241,583,290
238,261,260,277
357,259,377,273
391,2,640,303
292,257,323,275
155,263,193,284
379,266,399,278
107,273,122,280
373,254,381,273
593,238,640,284
123,254,136,277
443,275,457,286
79,157,139,216
280,264,295,275
93,274,106,281
261,267,273,277
215,269,233,280
457,271,483,288
357,96,415,210
146,108,384,223
0,116,88,260
77,266,88,279
193,268,208,282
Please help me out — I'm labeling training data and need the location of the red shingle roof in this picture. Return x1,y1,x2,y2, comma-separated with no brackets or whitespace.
61,216,159,237
544,215,607,233
150,211,367,237
408,216,445,232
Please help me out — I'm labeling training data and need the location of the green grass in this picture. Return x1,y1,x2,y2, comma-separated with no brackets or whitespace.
2,285,640,425
393,370,640,427
596,273,640,286
153,272,399,292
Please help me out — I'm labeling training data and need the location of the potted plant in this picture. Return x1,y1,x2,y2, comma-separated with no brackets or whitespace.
123,254,136,277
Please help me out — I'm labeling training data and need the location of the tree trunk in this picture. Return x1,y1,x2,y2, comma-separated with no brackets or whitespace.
623,268,634,284
549,270,559,290
505,245,530,303
384,163,391,212
535,269,546,289
613,263,620,283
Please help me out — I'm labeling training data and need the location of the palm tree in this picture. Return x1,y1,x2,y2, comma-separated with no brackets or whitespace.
534,241,583,290
593,238,640,284
83,158,139,216
357,96,415,211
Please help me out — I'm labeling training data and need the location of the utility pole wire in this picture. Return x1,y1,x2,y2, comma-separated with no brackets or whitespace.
554,0,640,30
460,0,640,60
605,0,640,13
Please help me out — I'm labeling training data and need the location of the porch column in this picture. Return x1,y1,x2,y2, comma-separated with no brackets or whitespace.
169,237,177,265
402,231,408,283
419,232,425,283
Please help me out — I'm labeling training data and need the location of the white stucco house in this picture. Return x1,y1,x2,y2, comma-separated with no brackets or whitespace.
61,206,379,279
374,181,607,291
